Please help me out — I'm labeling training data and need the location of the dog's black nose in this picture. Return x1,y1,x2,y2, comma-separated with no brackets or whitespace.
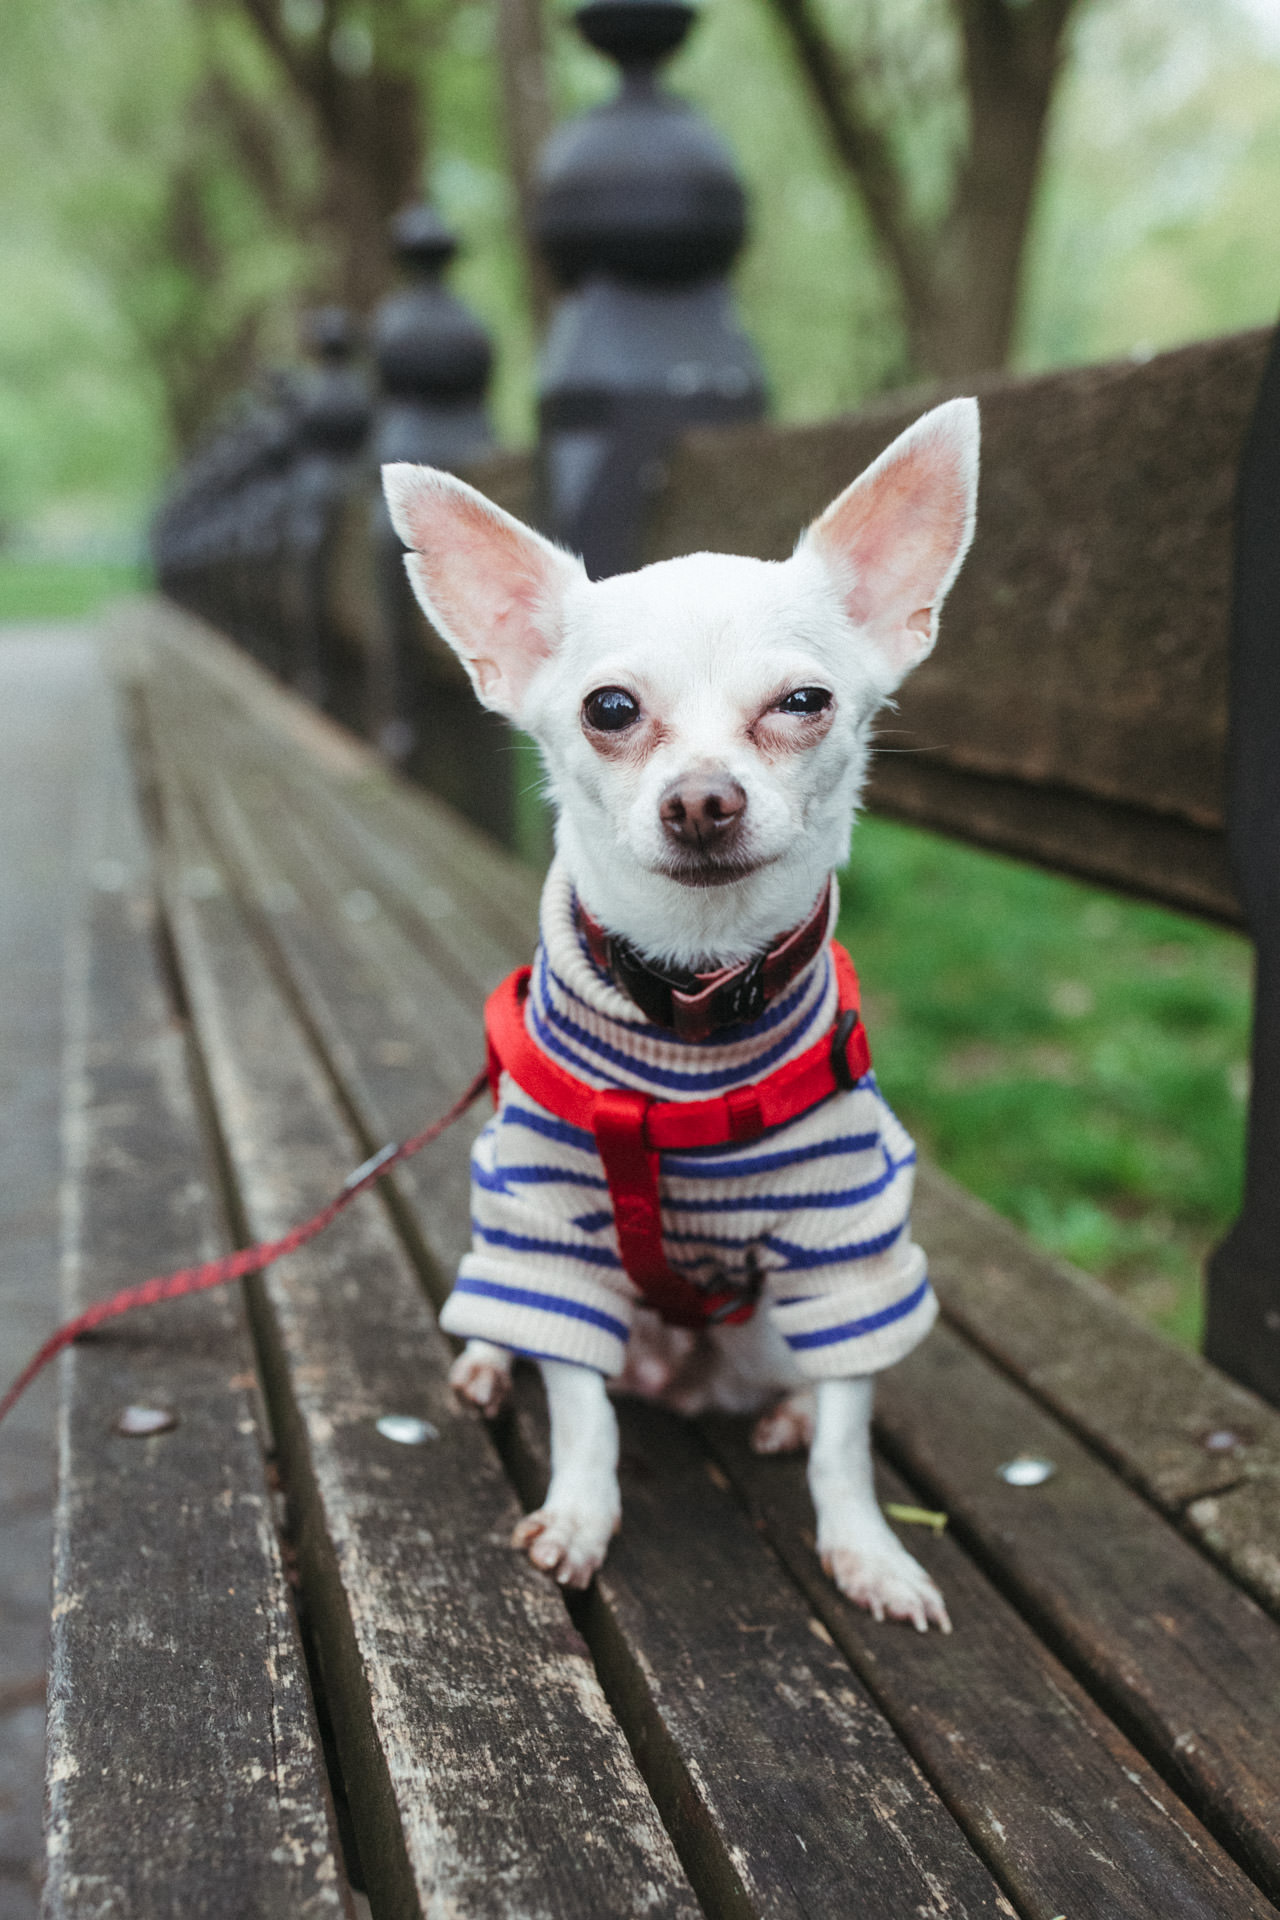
659,774,747,850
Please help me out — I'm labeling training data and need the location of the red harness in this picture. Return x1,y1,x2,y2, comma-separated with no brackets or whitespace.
483,941,870,1329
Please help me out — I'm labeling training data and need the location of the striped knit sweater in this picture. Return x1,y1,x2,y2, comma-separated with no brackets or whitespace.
439,859,936,1378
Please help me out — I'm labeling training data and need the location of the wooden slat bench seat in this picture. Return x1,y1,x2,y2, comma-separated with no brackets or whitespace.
18,593,1280,1917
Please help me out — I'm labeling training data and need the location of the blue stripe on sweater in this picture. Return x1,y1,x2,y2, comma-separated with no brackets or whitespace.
478,1141,906,1210
452,1275,629,1341
659,1129,881,1177
784,1276,930,1349
502,1103,596,1153
471,1222,623,1268
472,1159,608,1195
764,1220,908,1269
659,1152,913,1214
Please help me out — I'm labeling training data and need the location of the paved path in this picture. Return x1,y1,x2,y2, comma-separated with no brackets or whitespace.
0,625,110,1920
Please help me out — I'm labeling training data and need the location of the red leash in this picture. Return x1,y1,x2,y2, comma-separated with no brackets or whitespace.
0,1068,489,1428
1,938,870,1424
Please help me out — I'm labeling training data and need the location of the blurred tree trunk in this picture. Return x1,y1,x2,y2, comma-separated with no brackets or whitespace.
495,0,554,327
235,0,434,313
765,0,1078,377
120,50,316,451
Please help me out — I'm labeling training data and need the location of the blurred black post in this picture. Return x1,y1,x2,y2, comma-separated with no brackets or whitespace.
1205,318,1280,1406
159,376,304,665
368,206,515,842
234,372,306,672
282,308,372,708
533,0,765,579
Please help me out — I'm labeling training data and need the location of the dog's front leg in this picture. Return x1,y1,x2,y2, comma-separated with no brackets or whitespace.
810,1377,951,1633
512,1360,621,1589
450,1338,514,1416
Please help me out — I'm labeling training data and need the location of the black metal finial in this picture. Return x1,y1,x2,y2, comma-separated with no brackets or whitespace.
574,1,696,68
303,306,358,364
534,1,746,288
390,204,459,275
296,306,370,458
372,205,493,403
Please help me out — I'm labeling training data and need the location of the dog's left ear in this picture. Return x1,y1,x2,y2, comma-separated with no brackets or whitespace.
383,463,585,720
799,397,979,685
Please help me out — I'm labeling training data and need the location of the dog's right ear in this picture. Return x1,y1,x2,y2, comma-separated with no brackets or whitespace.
798,397,979,689
383,464,585,720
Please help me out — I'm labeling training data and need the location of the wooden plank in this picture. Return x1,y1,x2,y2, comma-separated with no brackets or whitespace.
860,755,1239,927
875,1321,1280,1903
147,669,1027,1918
44,657,349,1919
138,713,701,1920
912,1163,1280,1617
0,632,136,1920
638,333,1270,922
703,1423,1274,1920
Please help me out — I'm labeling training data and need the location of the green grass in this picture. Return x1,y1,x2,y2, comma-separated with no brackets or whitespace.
0,554,149,619
836,816,1252,1348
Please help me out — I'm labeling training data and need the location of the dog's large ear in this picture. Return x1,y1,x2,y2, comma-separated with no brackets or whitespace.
799,397,979,685
383,464,585,720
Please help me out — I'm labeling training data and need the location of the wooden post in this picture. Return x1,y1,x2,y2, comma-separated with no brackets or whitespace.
1205,319,1280,1404
532,0,766,579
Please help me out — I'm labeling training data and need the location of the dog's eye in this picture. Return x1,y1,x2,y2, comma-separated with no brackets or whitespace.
583,687,641,732
777,687,832,716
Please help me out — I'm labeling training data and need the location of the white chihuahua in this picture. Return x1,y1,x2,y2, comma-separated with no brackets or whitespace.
384,396,978,1633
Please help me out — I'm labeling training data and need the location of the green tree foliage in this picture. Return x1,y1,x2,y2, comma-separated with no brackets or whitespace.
753,0,1080,379
0,0,318,529
4,0,1280,538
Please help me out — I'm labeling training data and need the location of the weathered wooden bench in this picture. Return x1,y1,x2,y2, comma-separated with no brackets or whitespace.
24,324,1280,1918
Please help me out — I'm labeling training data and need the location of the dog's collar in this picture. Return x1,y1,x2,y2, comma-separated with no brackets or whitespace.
574,883,832,1042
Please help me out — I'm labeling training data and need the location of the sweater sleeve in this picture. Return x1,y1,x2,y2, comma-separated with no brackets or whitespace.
439,1087,638,1375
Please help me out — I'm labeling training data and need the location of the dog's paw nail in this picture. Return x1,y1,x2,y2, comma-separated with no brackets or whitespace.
513,1505,612,1587
822,1543,949,1633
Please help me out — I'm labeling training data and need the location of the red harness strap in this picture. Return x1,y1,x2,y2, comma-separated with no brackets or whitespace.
483,943,870,1329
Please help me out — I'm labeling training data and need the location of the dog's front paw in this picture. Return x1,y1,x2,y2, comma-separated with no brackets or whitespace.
821,1539,951,1635
512,1502,620,1589
449,1341,512,1417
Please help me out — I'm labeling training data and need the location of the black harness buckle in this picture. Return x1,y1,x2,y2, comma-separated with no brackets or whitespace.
830,1008,861,1091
